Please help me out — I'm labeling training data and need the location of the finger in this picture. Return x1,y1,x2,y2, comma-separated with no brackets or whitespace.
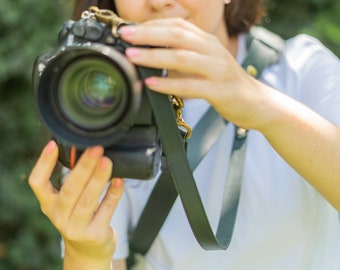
94,178,124,226
28,140,59,204
126,47,220,77
142,18,202,35
144,76,214,100
69,156,114,228
58,146,104,214
119,19,215,53
125,46,231,80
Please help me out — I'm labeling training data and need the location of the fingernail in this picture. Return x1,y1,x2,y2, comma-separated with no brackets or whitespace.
45,140,57,154
125,48,141,58
113,178,123,189
145,77,159,87
88,146,103,158
98,157,111,170
118,25,137,36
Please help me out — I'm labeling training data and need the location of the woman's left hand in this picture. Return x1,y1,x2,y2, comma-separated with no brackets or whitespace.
120,18,340,212
119,18,267,130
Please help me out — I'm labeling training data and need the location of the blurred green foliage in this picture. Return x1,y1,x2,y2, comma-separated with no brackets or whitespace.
264,0,340,56
0,0,70,269
0,0,338,269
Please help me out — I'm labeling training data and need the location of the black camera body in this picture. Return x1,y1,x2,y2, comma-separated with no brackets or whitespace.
33,11,163,179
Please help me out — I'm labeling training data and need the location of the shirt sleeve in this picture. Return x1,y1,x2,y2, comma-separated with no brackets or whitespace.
284,34,340,125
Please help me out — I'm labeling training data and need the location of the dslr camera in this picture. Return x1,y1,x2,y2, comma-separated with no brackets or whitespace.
32,7,165,179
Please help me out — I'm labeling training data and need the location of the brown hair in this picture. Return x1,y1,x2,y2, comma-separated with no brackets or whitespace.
225,0,266,36
72,0,266,36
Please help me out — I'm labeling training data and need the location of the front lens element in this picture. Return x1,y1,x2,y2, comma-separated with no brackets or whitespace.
58,57,129,130
83,72,117,109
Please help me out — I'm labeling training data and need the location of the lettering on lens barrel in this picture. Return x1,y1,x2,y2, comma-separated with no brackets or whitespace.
32,8,164,179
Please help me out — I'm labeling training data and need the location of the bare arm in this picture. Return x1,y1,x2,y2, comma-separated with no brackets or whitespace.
254,83,340,210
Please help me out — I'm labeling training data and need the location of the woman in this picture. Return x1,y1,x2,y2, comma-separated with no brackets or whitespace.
29,0,340,269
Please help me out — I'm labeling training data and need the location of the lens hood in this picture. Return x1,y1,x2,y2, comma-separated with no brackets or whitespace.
35,41,142,149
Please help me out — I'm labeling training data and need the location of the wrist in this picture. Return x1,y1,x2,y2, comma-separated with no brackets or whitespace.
63,248,113,270
246,79,283,133
63,243,114,270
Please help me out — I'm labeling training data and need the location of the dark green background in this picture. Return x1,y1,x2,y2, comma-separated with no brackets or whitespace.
0,0,339,269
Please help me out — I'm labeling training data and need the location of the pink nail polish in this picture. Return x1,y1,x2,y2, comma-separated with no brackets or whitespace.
113,178,123,189
88,146,103,157
125,48,140,58
99,157,110,170
145,77,159,87
45,140,57,154
119,25,136,36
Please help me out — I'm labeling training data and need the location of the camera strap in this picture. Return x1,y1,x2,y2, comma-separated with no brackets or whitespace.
129,26,285,255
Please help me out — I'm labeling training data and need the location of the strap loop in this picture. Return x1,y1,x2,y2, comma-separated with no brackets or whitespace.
129,26,285,255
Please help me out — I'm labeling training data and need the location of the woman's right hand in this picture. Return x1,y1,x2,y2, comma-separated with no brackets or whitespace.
28,140,124,269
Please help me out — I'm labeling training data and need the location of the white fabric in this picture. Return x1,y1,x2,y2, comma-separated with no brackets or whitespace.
111,33,340,270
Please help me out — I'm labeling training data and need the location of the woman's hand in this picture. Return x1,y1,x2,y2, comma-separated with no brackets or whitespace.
119,18,267,130
28,140,124,269
119,18,340,210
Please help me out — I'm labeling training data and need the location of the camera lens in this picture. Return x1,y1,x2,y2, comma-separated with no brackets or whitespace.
35,44,144,148
58,57,129,130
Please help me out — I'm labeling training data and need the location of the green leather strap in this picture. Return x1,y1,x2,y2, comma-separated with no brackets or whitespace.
130,106,230,253
187,107,227,168
242,26,285,78
145,89,237,250
129,157,178,255
129,27,285,255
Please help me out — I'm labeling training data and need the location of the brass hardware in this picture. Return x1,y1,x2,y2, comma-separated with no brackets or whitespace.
83,6,128,37
246,65,258,78
169,95,192,139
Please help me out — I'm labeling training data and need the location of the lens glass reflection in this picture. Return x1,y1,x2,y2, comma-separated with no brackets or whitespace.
83,72,116,108
58,57,129,130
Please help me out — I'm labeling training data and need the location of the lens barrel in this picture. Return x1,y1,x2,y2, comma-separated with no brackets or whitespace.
58,56,129,130
35,44,142,149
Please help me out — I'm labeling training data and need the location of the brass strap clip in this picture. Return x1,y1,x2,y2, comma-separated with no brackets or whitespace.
170,95,192,139
83,6,128,37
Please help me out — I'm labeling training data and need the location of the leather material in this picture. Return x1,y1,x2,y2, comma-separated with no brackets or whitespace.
242,26,285,79
129,27,285,256
130,106,231,253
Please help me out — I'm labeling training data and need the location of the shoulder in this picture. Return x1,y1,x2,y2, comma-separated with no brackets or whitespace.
264,33,340,87
263,33,340,124
282,34,339,72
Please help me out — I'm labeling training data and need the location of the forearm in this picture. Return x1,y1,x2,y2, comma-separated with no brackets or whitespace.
258,87,340,210
63,250,113,270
